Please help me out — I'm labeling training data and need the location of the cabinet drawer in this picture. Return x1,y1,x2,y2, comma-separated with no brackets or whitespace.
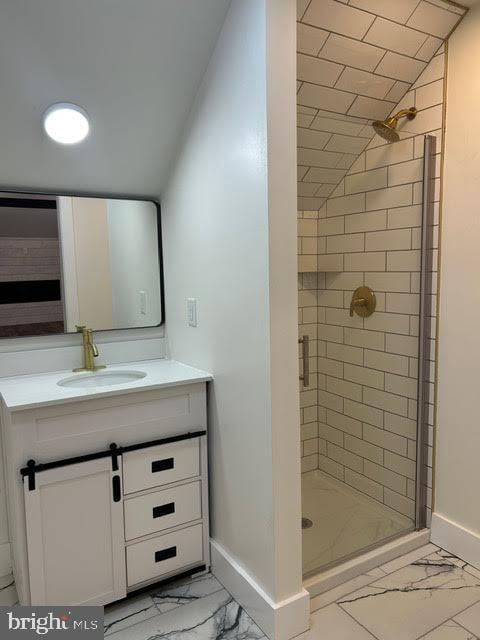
126,524,203,587
123,439,200,494
124,481,201,541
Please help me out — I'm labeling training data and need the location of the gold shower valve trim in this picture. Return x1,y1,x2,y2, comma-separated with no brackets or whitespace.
350,286,376,318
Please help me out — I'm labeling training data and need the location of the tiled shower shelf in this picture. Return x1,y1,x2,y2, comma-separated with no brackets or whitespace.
298,254,343,273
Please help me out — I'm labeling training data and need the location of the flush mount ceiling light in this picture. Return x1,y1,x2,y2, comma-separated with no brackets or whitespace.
43,103,90,144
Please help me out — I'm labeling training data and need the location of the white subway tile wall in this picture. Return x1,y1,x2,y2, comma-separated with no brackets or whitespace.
296,0,465,211
298,48,444,526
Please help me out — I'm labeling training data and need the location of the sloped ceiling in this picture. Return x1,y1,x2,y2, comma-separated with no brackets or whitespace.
297,0,467,211
0,0,231,196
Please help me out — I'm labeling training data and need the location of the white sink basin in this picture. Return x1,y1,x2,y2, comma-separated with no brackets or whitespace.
57,370,147,389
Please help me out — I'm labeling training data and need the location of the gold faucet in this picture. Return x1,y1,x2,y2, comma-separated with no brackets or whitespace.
73,326,106,372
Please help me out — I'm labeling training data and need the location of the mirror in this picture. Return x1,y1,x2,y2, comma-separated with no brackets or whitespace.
0,192,163,338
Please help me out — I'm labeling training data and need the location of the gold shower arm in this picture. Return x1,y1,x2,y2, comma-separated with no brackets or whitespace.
391,107,417,121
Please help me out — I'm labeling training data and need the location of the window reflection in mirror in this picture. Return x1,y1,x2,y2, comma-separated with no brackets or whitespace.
0,193,163,338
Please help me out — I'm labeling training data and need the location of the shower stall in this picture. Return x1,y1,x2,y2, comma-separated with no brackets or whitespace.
295,0,461,584
299,130,436,577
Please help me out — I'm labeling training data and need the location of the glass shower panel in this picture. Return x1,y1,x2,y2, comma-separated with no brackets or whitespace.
299,136,436,578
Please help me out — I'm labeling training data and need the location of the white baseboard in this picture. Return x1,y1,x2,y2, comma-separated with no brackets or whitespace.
431,512,480,568
0,543,12,578
210,540,310,640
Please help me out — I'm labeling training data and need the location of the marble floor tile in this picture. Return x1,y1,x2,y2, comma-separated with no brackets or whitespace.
433,550,480,583
104,573,224,636
310,571,383,612
338,550,480,640
104,544,480,640
105,592,158,636
150,573,224,614
296,603,376,640
420,620,478,639
454,601,480,638
107,588,265,640
302,470,413,575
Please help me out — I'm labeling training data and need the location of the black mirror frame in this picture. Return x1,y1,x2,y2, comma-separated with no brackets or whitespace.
0,189,165,337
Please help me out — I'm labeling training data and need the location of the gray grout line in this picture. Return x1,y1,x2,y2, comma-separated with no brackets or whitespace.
299,0,313,23
346,0,463,26
450,617,480,640
424,0,467,17
302,42,425,85
360,14,378,45
330,545,442,605
406,0,424,26
337,597,384,640
295,39,446,205
303,2,447,58
416,602,480,639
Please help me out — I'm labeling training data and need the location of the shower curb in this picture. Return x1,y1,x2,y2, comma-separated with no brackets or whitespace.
303,529,430,598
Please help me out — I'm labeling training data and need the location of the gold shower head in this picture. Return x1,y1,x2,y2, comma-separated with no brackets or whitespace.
372,107,417,143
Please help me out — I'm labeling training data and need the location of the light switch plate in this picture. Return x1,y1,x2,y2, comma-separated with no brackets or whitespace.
139,290,147,315
187,298,197,327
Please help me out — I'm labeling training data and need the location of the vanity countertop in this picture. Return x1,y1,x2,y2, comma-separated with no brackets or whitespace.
0,359,212,411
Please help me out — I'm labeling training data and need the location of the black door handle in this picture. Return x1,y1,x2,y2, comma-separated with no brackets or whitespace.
112,475,121,502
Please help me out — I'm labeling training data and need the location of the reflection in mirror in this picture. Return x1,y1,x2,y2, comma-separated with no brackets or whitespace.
0,193,163,338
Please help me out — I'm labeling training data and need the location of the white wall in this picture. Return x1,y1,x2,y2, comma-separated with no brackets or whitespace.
162,0,306,636
107,200,161,329
0,441,8,552
433,2,480,562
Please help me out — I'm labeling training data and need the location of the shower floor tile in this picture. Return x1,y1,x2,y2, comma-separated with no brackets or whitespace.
302,470,413,575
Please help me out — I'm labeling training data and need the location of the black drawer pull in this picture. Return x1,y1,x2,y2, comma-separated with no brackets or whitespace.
153,502,175,519
155,546,177,563
112,475,121,502
152,458,174,473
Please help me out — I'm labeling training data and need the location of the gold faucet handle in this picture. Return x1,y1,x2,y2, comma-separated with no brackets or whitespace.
350,297,367,317
75,325,86,333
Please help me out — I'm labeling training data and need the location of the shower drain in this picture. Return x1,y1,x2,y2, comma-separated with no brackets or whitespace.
302,517,313,530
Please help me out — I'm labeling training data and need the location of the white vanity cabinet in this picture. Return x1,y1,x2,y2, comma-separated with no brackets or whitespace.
0,371,211,607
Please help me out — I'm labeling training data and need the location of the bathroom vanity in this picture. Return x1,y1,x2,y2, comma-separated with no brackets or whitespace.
0,359,212,606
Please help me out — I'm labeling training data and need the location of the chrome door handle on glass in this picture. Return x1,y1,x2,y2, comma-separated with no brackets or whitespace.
299,335,310,387
349,286,376,318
